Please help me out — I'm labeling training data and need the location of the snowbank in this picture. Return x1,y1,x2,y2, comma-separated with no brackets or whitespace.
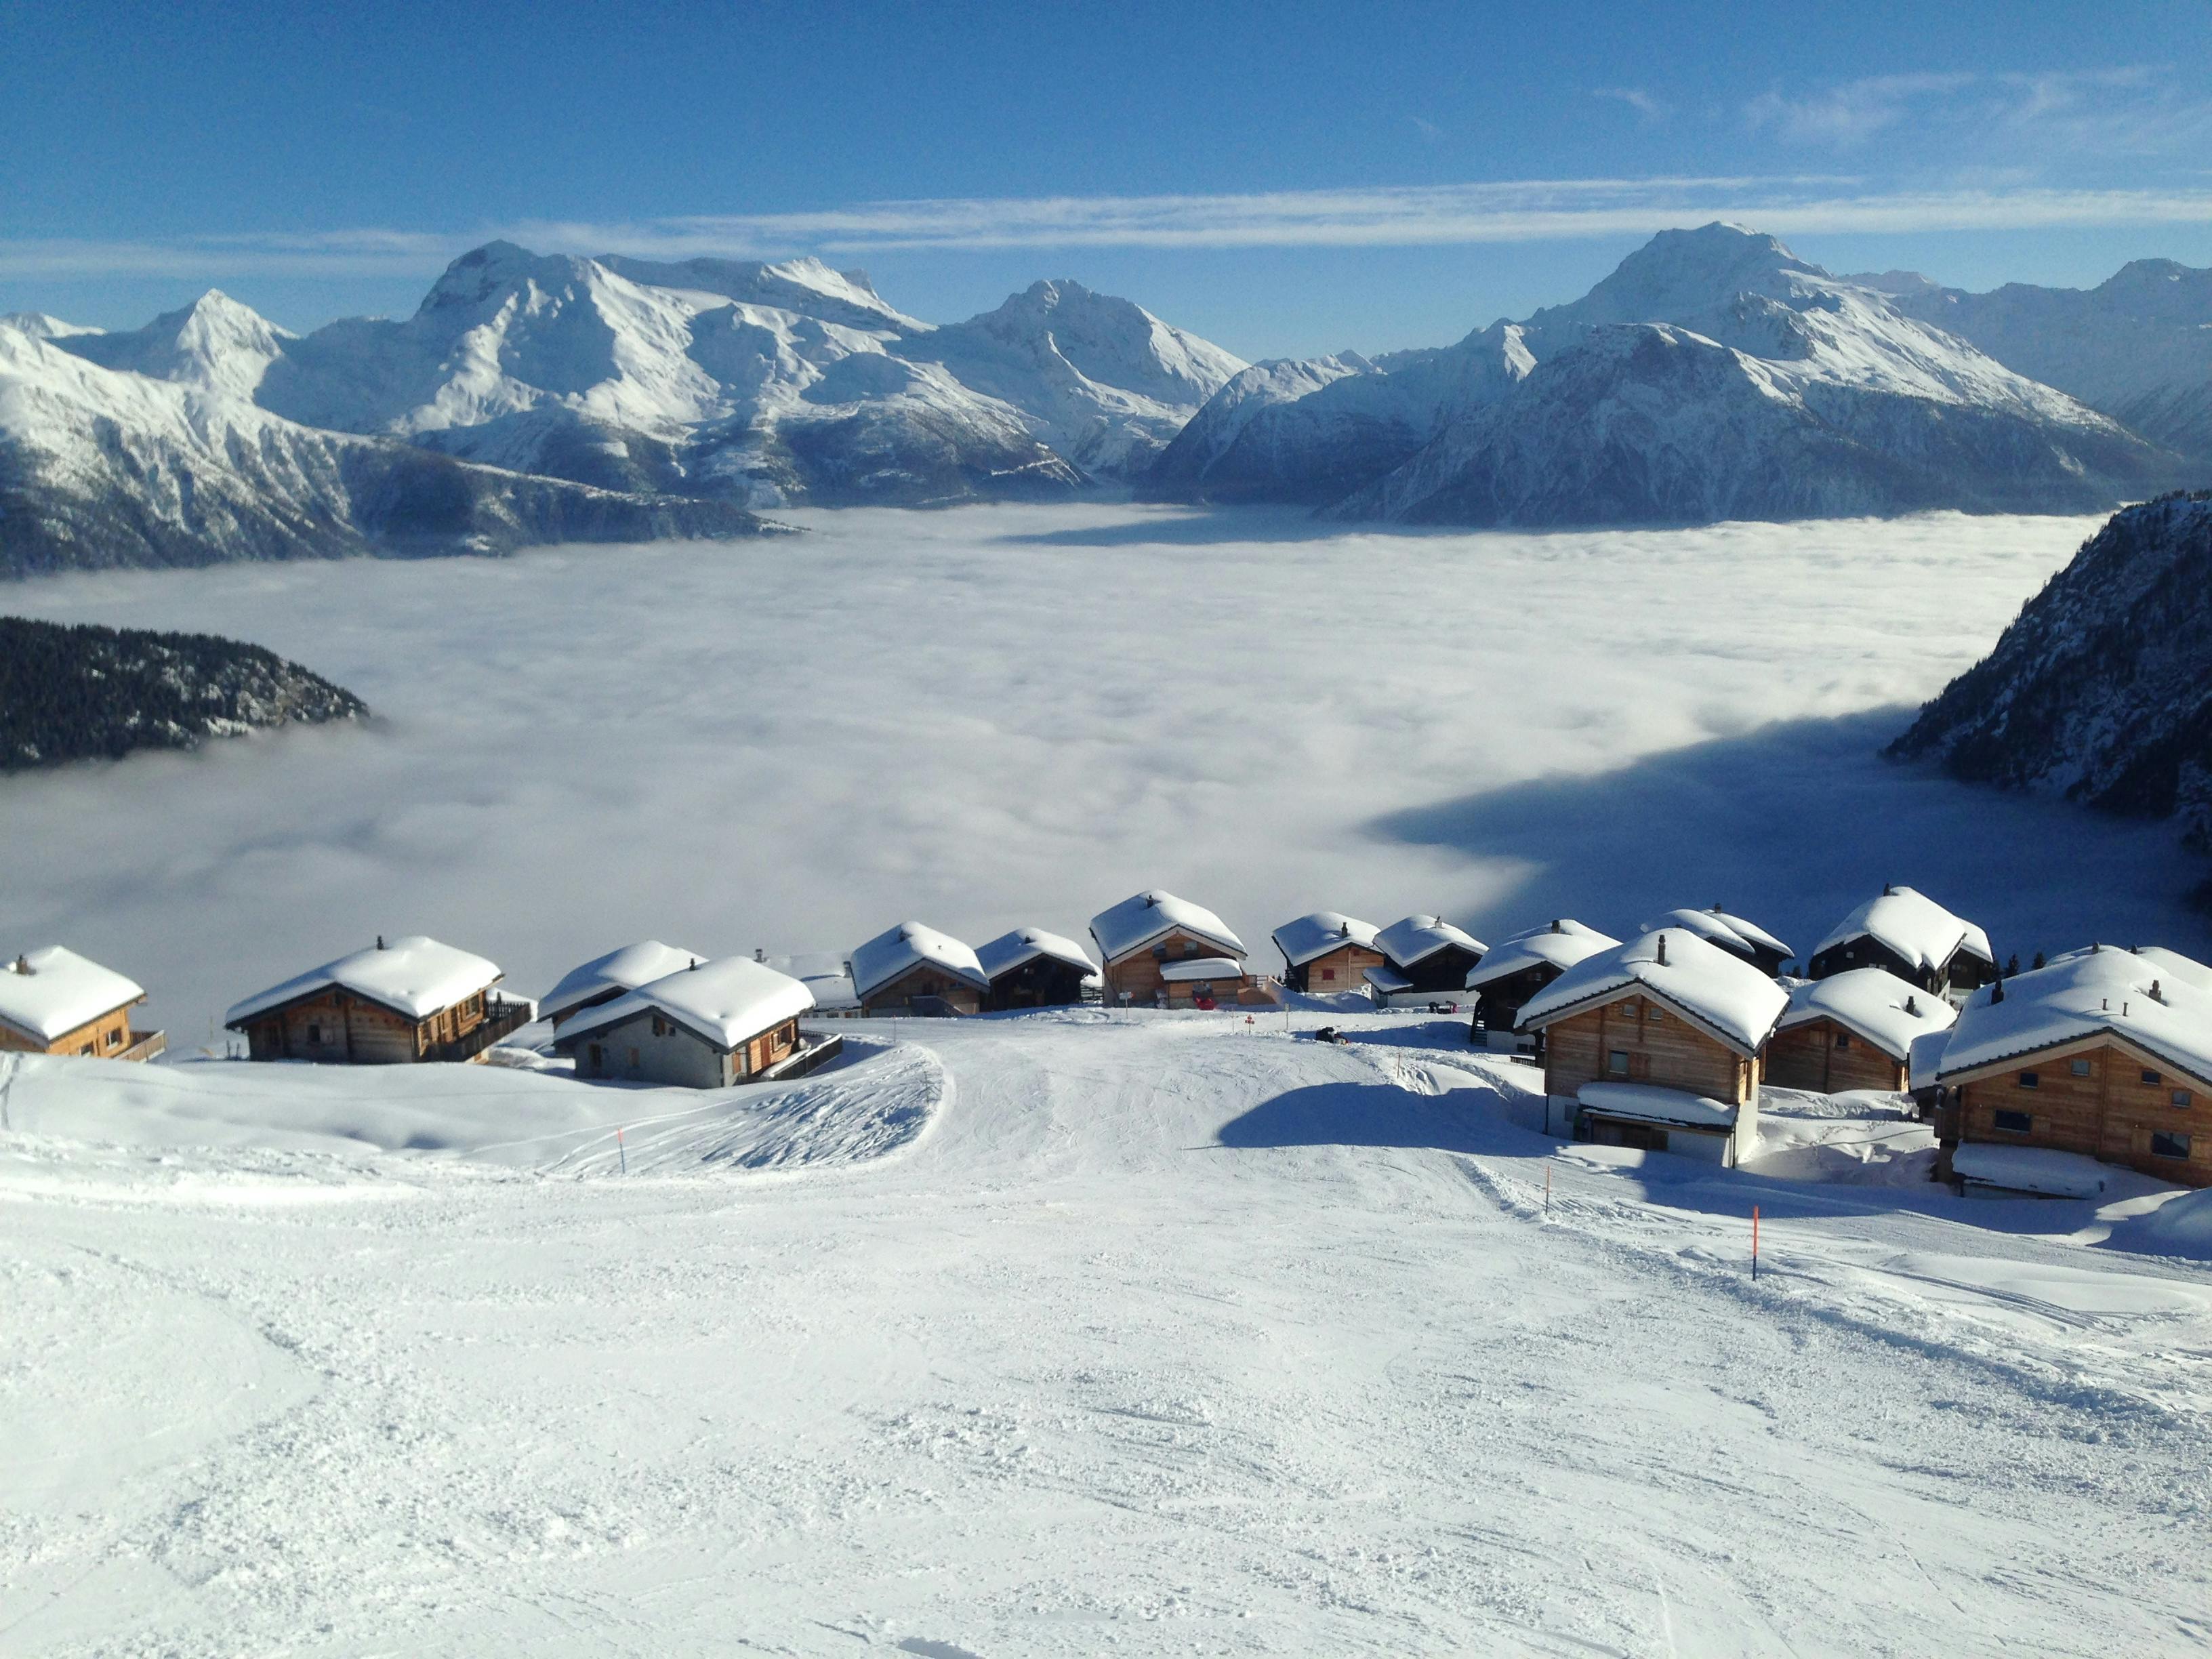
1952,1143,2111,1197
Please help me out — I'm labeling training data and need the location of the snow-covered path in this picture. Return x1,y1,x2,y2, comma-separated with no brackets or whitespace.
5,1017,2209,1655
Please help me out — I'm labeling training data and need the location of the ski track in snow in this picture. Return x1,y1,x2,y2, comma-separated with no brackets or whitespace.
4,1012,2211,1655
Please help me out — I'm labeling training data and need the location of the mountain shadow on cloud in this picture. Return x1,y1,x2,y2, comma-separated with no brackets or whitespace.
1368,710,2212,966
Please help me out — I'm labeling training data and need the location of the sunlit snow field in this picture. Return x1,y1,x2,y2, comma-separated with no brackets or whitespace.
3,502,2205,1038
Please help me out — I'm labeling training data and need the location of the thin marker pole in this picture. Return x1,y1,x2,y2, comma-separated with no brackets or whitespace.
617,1126,628,1176
1751,1204,1760,1281
1544,1162,1552,1215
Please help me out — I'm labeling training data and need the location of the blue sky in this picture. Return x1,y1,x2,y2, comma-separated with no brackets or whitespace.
6,0,2211,358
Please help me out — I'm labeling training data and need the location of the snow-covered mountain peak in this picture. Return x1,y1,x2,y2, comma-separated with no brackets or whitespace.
598,252,922,333
418,241,598,315
1,311,104,342
50,288,295,400
1538,222,1830,330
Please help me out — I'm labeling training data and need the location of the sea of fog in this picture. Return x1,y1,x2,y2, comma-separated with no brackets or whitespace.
4,502,2202,1042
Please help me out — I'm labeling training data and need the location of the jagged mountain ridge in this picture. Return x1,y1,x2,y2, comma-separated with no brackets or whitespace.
1855,260,2212,469
0,323,768,577
1890,492,2212,861
1149,224,2179,527
37,245,1248,511
0,615,367,770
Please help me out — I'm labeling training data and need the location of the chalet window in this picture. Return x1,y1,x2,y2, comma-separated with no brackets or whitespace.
79,1042,94,1056
1835,1032,1851,1048
628,1048,640,1069
1608,1049,1630,1076
1322,968,1336,982
2174,1090,2193,1110
1648,1008,1662,1022
651,1015,668,1037
1184,941,1200,958
2018,1071,2039,1090
1993,1109,2032,1134
2143,1069,2163,1085
307,1022,323,1044
2150,1131,2192,1161
2070,1058,2091,1078
587,1043,602,1075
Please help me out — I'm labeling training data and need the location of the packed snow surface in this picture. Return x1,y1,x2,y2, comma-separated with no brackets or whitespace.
1780,966,1958,1062
1090,889,1247,964
1814,885,1995,975
1521,928,1790,1049
1271,911,1382,967
1939,944,2212,1085
538,939,705,1025
224,935,504,1025
0,944,142,1042
849,921,990,1001
554,954,815,1048
5,1010,2211,1654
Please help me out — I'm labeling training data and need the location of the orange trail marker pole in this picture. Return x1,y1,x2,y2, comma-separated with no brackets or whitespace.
617,1126,628,1176
1752,1204,1760,1281
1544,1163,1552,1215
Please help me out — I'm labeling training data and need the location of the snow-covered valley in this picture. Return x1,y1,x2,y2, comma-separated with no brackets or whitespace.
7,502,2212,1654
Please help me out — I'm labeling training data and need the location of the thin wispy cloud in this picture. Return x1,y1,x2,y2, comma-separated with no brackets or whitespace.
4,177,2211,281
1593,87,1670,121
1747,64,2212,156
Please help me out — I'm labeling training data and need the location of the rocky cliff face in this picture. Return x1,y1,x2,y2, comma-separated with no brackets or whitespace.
1890,492,2212,856
0,616,367,769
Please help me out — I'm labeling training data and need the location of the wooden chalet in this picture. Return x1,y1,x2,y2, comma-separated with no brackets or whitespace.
1641,907,1793,978
0,947,164,1062
974,928,1097,1011
1808,885,1996,995
849,922,991,1016
549,956,838,1088
1461,919,1618,1043
539,940,703,1029
1518,928,1788,1166
1090,890,1269,1008
224,935,531,1065
1767,968,1957,1093
1374,915,1488,997
1271,912,1385,994
1936,945,2212,1190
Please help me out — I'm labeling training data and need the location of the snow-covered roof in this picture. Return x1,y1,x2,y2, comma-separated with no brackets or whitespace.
1271,911,1380,967
226,937,502,1027
1640,907,1791,964
1952,1143,2110,1197
1814,886,1993,976
1577,1081,1740,1130
1908,1029,1951,1093
0,946,144,1042
539,940,703,1024
1364,964,1414,994
1374,915,1487,968
1158,956,1246,983
554,956,815,1048
974,927,1098,980
1936,945,2212,1088
1518,928,1789,1054
1088,890,1245,963
1462,920,1620,991
1779,967,1957,1062
848,922,990,1000
757,951,859,1011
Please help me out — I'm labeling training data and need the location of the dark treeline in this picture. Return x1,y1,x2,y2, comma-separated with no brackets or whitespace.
1,616,366,771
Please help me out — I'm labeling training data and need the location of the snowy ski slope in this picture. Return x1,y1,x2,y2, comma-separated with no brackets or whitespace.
4,1012,2209,1654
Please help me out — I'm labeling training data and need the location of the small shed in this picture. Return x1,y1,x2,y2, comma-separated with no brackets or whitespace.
1935,943,2212,1189
1462,920,1619,1038
1808,885,1996,994
1517,928,1789,1165
224,936,531,1064
850,922,991,1016
975,928,1097,1010
550,956,836,1088
539,941,704,1028
1090,890,1253,1008
1640,907,1793,977
1374,916,1488,996
0,947,163,1061
1271,912,1385,994
1767,967,1958,1093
